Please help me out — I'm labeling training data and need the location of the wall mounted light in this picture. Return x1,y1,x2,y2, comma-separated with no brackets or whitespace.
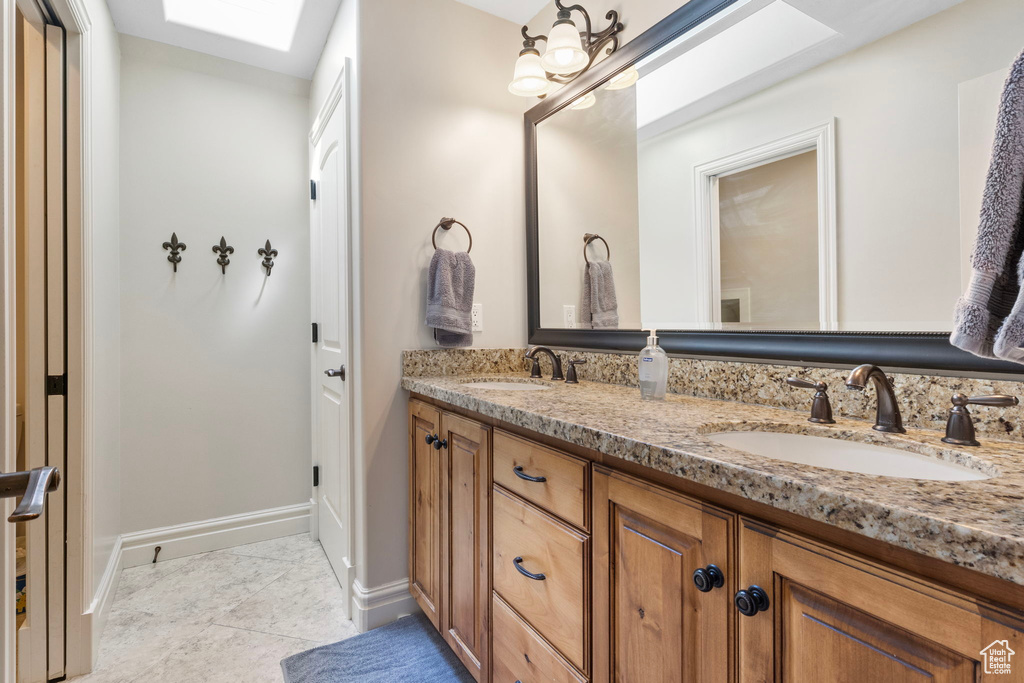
570,92,597,110
508,0,624,99
604,65,639,91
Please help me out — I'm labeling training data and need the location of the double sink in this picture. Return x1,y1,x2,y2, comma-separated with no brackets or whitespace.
458,376,995,483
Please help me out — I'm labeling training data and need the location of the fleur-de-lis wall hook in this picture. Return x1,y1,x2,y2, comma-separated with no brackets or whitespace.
258,239,278,276
162,232,187,272
212,236,234,274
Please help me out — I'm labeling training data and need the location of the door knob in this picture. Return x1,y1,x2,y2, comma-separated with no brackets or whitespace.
325,366,346,380
0,466,61,523
735,585,770,617
692,564,725,592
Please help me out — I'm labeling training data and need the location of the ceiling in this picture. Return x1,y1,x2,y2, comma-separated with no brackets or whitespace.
452,0,549,25
105,0,343,78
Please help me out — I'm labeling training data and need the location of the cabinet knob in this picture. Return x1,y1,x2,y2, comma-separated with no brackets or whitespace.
735,585,770,617
692,564,725,592
424,434,436,446
433,437,447,450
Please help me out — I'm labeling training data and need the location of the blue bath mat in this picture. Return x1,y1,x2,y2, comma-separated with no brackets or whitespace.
281,612,475,682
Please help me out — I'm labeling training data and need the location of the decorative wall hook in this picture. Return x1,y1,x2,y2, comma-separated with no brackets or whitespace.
162,232,187,272
212,236,234,274
258,240,278,276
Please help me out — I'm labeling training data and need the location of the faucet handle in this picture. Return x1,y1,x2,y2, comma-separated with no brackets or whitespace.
565,359,587,384
786,377,835,424
942,394,1018,447
524,355,542,379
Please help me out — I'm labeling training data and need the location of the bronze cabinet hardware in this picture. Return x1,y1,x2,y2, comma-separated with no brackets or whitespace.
692,564,725,592
583,233,610,264
259,240,278,275
525,346,564,381
425,434,437,446
845,365,905,433
212,236,234,273
0,466,61,523
786,377,835,424
942,393,1019,447
512,465,547,483
431,217,472,253
324,366,346,380
162,232,186,272
432,437,448,451
513,556,546,581
565,359,587,384
735,585,770,617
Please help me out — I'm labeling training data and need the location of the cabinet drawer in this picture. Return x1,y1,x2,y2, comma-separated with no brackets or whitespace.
493,430,588,529
493,487,587,671
492,593,586,683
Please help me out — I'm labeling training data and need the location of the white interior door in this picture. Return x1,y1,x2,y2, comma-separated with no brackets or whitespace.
310,66,352,615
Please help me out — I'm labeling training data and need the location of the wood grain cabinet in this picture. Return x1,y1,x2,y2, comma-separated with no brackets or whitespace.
592,467,734,683
408,401,490,681
408,398,1024,683
738,518,1024,682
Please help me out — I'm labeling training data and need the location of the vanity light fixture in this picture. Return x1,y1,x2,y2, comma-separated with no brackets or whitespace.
604,65,639,91
570,91,597,110
508,0,624,99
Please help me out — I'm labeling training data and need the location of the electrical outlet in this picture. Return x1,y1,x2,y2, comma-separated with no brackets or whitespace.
563,305,577,329
471,303,483,332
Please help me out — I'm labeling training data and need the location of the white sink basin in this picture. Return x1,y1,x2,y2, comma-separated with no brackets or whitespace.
708,431,990,481
460,381,551,391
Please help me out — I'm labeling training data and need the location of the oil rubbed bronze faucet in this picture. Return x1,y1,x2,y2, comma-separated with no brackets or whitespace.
525,346,564,381
942,394,1019,447
845,365,905,433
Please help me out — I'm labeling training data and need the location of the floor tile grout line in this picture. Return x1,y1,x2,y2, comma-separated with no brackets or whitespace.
207,622,326,646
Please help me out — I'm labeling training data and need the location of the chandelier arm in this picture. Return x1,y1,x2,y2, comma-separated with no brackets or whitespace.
555,0,593,42
521,25,548,44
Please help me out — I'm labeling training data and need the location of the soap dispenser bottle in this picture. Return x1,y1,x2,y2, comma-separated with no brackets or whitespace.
638,329,668,401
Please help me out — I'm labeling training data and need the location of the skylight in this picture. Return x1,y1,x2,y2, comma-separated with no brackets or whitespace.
162,0,304,52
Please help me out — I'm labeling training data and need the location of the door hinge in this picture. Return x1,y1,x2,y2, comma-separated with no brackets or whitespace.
46,374,66,396
312,322,319,343
312,465,319,487
310,180,317,201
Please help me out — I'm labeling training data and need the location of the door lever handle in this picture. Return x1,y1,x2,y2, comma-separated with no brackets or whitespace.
0,467,61,523
325,366,346,380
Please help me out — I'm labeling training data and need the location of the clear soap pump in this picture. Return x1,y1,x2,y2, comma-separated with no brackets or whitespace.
638,329,668,400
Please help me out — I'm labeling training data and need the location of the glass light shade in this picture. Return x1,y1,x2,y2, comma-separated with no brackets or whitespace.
605,66,639,91
541,21,588,75
508,51,551,97
570,92,597,110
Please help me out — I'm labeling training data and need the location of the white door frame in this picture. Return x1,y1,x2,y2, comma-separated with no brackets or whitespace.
693,120,837,330
3,0,94,678
308,59,357,607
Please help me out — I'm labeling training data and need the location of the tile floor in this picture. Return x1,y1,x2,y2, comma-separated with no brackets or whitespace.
69,534,359,683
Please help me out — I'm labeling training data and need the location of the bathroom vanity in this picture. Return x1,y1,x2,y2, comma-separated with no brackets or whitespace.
405,371,1024,683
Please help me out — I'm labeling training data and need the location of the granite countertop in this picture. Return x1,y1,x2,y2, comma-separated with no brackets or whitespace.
402,373,1024,587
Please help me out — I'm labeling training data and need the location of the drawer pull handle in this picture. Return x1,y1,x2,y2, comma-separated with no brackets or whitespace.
513,556,546,581
513,465,547,483
735,585,770,617
692,564,725,592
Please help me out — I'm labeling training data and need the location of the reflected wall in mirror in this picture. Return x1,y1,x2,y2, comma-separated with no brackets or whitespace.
535,0,1024,333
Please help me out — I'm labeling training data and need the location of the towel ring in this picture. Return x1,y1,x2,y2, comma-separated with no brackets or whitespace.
432,217,473,253
583,233,610,264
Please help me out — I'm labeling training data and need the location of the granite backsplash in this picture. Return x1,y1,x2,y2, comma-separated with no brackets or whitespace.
401,348,1024,444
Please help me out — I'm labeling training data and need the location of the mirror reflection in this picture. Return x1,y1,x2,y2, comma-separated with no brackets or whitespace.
536,0,1023,332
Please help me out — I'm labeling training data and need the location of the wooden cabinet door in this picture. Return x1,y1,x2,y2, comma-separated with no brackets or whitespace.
592,467,734,683
440,411,491,681
738,518,1024,682
408,400,442,628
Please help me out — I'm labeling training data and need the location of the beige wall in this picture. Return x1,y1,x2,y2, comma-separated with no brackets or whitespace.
537,86,642,329
118,37,312,532
638,0,1023,330
312,0,528,595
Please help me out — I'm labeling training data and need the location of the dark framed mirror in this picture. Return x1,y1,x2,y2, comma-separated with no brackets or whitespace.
525,0,1024,375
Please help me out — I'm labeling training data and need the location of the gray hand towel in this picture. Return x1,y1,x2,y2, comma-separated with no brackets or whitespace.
426,248,475,348
581,260,619,329
951,48,1024,362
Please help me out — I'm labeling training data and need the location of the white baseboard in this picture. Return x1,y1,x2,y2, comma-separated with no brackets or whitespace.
119,502,311,569
351,577,419,632
84,535,124,666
